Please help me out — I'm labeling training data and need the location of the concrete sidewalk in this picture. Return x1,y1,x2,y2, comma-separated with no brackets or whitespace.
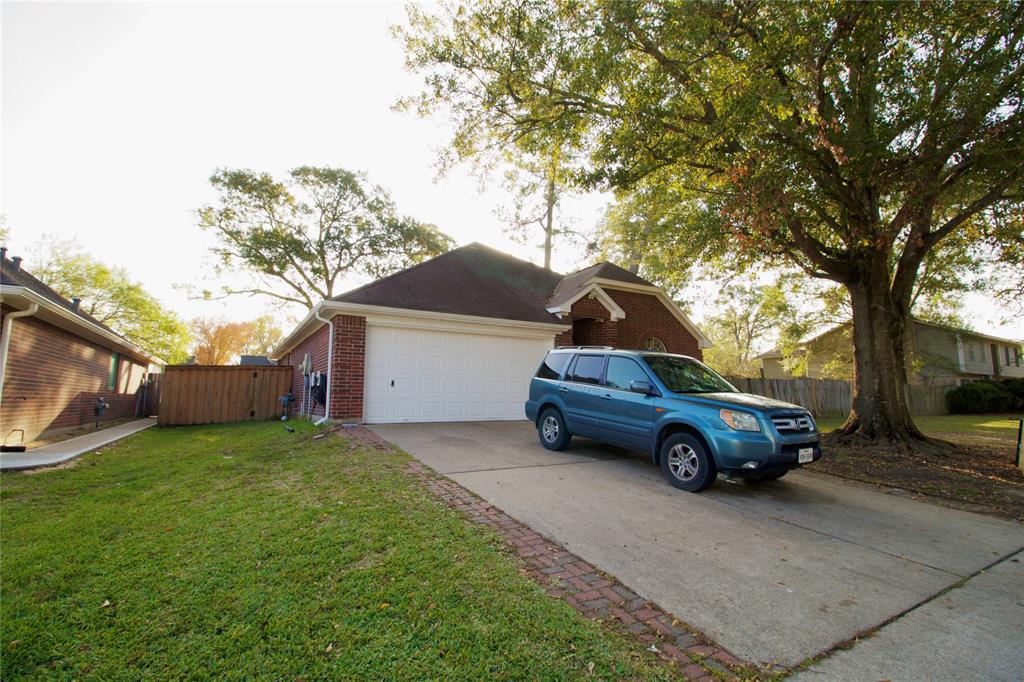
0,418,156,471
796,549,1024,681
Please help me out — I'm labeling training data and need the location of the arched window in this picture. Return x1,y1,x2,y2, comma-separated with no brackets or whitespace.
643,337,667,352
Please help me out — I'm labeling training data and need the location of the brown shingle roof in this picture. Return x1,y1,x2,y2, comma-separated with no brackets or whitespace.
1,255,119,335
333,243,565,324
331,243,657,325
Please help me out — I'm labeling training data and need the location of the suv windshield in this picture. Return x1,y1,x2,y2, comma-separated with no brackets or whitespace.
643,355,736,394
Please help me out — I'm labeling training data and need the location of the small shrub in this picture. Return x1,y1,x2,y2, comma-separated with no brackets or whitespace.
947,380,1019,414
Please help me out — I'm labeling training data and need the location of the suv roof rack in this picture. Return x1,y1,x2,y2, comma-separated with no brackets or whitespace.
554,345,616,350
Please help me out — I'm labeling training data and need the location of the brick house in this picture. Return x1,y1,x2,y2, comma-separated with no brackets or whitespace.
1,251,163,445
272,243,709,424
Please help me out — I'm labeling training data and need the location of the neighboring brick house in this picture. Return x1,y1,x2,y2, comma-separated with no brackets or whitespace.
273,242,709,424
0,251,163,445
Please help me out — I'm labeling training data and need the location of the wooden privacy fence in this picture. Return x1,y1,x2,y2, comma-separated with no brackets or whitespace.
158,366,293,426
724,376,951,417
726,377,852,416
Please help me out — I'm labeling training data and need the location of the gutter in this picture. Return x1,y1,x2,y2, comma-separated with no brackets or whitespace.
0,285,163,365
313,305,333,426
272,299,571,360
0,303,39,392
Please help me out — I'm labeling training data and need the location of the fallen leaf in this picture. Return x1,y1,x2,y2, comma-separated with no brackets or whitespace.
101,600,111,608
324,643,333,653
587,661,594,675
379,602,390,609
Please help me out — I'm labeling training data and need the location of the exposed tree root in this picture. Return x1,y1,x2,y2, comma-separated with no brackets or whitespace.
823,424,956,457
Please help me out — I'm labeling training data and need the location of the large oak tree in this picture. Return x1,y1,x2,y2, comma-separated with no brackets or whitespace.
198,167,454,310
400,0,1024,448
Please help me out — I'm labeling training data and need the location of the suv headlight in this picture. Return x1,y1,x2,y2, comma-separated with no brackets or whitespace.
720,409,761,432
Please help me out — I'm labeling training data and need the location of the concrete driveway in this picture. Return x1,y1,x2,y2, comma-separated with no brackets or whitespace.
371,421,1024,677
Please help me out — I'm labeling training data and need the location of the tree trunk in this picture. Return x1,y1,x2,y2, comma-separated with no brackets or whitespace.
838,269,929,447
543,177,555,270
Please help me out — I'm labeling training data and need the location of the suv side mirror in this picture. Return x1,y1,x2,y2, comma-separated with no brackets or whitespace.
629,380,656,395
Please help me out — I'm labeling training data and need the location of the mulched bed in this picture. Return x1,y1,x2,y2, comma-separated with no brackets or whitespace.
808,438,1024,522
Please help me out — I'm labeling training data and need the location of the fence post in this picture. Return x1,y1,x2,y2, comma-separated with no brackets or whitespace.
1016,419,1023,471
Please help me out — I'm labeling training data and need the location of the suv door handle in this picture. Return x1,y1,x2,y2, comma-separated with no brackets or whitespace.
558,386,569,393
602,393,613,400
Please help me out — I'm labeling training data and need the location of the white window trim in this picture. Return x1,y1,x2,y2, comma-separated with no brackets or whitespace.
545,283,626,321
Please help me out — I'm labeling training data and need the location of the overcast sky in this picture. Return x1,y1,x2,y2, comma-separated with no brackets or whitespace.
2,1,1020,341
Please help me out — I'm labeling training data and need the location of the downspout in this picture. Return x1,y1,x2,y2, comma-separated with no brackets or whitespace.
312,306,334,426
0,304,39,392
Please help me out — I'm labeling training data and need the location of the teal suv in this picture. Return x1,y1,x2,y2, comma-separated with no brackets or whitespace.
524,348,822,491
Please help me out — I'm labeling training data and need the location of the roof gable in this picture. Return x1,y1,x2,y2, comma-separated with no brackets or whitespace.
548,262,653,308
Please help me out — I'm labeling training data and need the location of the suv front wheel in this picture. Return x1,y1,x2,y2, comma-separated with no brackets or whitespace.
537,408,572,451
660,433,717,492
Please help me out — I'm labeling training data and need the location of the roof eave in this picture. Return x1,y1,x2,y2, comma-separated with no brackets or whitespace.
1,285,165,366
271,300,571,359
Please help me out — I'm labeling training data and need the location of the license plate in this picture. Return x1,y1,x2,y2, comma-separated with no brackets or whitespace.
798,447,814,464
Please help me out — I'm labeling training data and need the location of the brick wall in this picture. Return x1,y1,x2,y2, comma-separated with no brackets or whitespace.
0,310,148,444
572,317,619,346
328,314,366,422
606,289,702,359
279,314,366,422
570,297,612,321
280,323,329,417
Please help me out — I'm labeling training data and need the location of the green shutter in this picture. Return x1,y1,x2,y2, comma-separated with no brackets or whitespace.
108,353,119,390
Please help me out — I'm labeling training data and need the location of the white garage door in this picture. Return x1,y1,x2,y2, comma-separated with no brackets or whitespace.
364,325,553,424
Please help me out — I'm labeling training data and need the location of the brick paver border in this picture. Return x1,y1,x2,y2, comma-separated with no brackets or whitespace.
356,426,753,681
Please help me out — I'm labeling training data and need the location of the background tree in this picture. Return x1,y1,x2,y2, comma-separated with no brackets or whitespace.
190,317,254,365
31,237,191,363
496,148,590,270
197,167,454,310
242,315,284,357
400,1,1024,449
700,282,796,377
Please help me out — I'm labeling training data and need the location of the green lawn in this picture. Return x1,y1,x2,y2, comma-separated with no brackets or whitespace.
1,423,674,681
815,413,1023,444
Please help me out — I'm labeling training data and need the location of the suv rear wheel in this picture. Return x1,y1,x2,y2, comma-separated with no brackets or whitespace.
537,408,572,451
660,433,717,492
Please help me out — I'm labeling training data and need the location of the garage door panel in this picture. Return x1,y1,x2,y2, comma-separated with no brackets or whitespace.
364,325,552,424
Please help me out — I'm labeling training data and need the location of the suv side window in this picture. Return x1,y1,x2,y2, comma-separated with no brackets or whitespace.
605,356,649,391
536,352,571,380
566,354,605,385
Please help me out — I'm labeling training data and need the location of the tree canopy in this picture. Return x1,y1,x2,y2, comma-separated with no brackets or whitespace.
190,317,254,365
32,238,191,364
400,0,1024,447
197,167,455,310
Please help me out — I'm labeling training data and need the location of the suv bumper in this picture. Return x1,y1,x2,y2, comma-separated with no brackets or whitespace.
524,400,539,423
712,430,822,473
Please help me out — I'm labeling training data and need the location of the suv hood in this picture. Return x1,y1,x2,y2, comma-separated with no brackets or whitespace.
674,391,806,412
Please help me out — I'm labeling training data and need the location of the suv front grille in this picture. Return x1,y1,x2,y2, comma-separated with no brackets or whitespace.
772,413,815,433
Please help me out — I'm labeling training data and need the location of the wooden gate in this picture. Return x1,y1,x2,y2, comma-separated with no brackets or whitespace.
158,366,293,426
